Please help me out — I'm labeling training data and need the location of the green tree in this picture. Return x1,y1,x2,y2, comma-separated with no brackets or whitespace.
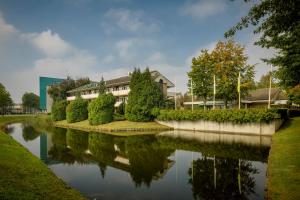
288,84,300,105
48,77,90,101
256,72,277,89
22,92,39,112
0,83,13,115
225,0,300,90
51,100,67,121
88,93,115,125
125,68,164,121
211,40,255,108
66,96,88,123
188,50,214,109
99,76,106,95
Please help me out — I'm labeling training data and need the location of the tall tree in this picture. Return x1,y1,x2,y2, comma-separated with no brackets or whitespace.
22,92,40,112
225,0,300,90
125,68,163,121
211,40,255,108
188,50,214,109
75,77,90,88
99,76,106,95
0,83,13,115
256,72,277,89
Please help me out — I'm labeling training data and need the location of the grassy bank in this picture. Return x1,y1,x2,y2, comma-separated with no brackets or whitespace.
55,119,172,136
267,117,300,200
0,115,85,200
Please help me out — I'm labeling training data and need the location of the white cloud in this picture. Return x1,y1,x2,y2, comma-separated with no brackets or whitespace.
185,41,217,66
101,54,115,64
0,12,17,36
115,38,154,61
181,0,227,19
103,8,160,33
244,34,277,80
146,52,166,63
22,30,73,57
0,13,98,102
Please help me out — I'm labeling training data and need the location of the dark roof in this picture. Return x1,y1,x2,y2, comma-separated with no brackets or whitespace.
67,70,174,94
105,76,131,87
243,88,288,102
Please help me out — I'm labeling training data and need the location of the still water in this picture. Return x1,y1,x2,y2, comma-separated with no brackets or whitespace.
6,123,271,200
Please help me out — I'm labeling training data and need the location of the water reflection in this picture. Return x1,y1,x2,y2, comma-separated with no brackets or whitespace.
9,123,270,200
189,157,258,200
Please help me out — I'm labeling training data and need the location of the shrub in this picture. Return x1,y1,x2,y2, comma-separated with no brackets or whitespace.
66,97,88,123
289,109,300,118
51,100,67,121
88,93,115,125
113,113,125,121
157,109,283,124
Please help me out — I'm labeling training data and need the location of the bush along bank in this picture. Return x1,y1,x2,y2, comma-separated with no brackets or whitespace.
156,109,287,135
66,96,88,123
157,109,286,124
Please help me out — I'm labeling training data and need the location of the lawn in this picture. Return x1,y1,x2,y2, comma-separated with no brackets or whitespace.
55,119,172,136
0,115,85,200
267,117,300,200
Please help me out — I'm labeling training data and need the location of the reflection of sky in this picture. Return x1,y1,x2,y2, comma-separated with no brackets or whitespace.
8,123,268,200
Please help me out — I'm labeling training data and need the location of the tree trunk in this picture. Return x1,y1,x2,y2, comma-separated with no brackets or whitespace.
204,97,207,110
224,99,228,109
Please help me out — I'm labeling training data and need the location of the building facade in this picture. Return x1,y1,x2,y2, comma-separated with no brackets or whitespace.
66,71,174,106
39,77,64,112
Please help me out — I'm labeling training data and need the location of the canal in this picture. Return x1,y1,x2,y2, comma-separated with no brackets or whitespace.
6,123,270,200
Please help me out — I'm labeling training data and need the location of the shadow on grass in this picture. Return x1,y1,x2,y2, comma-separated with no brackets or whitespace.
276,118,293,132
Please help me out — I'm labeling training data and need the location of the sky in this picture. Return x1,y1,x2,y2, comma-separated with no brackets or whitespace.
0,0,276,103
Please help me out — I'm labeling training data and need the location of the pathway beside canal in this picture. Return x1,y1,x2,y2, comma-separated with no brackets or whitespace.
267,117,300,200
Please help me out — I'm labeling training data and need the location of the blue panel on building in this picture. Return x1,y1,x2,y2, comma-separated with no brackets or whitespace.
39,77,64,110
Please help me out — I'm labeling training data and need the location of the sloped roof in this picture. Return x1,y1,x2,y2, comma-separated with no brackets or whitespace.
243,88,288,102
67,70,174,93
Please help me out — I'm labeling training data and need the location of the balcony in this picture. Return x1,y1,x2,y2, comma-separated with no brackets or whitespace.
111,89,130,96
67,93,99,101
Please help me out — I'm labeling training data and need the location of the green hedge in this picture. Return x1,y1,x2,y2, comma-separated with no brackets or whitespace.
51,100,67,121
289,109,300,118
88,93,115,125
66,97,88,123
157,109,284,124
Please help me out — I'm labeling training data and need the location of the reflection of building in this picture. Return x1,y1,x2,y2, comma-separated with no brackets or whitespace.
66,71,174,107
39,77,64,112
40,133,60,165
242,88,288,108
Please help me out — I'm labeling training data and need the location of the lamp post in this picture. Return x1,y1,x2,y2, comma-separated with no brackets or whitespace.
213,75,216,110
191,79,194,111
238,72,241,109
175,80,177,110
268,65,273,109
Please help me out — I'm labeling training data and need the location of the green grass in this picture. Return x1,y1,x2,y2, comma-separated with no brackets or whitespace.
267,117,300,200
0,115,85,200
55,119,172,136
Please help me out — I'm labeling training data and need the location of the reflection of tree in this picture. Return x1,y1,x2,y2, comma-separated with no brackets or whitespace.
88,133,117,178
22,125,40,141
188,156,258,200
126,135,174,187
65,129,91,164
48,128,77,164
51,128,67,146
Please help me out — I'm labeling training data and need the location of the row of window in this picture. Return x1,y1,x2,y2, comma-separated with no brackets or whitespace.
69,85,130,96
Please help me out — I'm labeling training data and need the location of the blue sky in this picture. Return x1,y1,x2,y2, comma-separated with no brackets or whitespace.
0,0,275,102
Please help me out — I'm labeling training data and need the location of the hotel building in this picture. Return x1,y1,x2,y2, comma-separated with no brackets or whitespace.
66,70,175,107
